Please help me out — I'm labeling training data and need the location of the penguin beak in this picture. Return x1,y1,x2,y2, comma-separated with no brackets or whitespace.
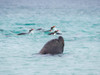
53,26,55,28
31,29,34,30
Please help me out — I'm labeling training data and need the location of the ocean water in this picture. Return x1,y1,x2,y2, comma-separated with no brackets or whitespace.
0,0,100,75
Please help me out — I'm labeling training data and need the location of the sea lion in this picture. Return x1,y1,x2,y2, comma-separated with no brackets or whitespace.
17,29,34,35
39,36,64,55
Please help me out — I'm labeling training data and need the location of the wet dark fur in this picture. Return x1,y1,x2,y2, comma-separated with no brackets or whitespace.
39,36,64,55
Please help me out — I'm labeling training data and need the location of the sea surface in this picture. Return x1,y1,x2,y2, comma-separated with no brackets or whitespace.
0,0,100,75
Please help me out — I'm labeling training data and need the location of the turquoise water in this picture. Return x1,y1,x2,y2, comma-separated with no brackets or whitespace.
0,0,100,75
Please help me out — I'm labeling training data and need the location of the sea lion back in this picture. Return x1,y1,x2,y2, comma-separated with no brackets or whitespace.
39,36,64,55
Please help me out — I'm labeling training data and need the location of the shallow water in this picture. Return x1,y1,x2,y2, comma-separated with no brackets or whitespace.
0,0,100,75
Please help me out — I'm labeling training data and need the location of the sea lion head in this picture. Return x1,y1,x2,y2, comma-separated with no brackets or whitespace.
58,36,64,44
